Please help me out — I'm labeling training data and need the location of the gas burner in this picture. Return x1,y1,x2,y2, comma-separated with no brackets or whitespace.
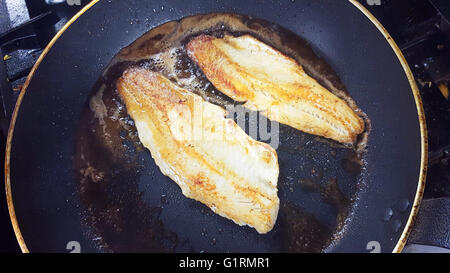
360,0,450,198
0,1,88,122
0,0,87,253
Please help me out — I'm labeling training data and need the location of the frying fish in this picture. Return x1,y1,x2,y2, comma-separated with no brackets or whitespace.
187,34,365,144
116,68,279,233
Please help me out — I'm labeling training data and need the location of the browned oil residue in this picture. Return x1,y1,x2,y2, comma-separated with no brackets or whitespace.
76,93,178,252
280,203,332,253
75,13,370,253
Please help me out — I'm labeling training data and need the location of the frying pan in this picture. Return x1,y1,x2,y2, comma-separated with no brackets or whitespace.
4,0,427,253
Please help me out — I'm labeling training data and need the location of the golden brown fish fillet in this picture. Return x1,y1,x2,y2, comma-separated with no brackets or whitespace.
187,34,365,144
116,68,279,233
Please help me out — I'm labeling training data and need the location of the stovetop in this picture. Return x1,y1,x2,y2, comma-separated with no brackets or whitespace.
0,0,448,253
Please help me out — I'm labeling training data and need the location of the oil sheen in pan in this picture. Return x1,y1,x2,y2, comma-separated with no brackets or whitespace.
75,13,370,253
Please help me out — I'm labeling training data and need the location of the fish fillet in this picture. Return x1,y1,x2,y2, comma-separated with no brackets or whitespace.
187,34,365,144
116,68,279,233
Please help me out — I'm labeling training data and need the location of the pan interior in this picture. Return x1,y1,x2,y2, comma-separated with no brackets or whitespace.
75,13,369,253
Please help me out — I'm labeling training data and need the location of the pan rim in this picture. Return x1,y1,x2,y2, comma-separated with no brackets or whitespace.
4,0,100,253
349,0,427,253
4,0,427,253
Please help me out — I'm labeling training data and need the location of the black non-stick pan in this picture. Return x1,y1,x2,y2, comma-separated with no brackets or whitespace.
5,0,427,253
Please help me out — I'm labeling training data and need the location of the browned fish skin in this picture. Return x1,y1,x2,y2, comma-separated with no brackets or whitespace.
187,34,365,144
116,68,279,233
